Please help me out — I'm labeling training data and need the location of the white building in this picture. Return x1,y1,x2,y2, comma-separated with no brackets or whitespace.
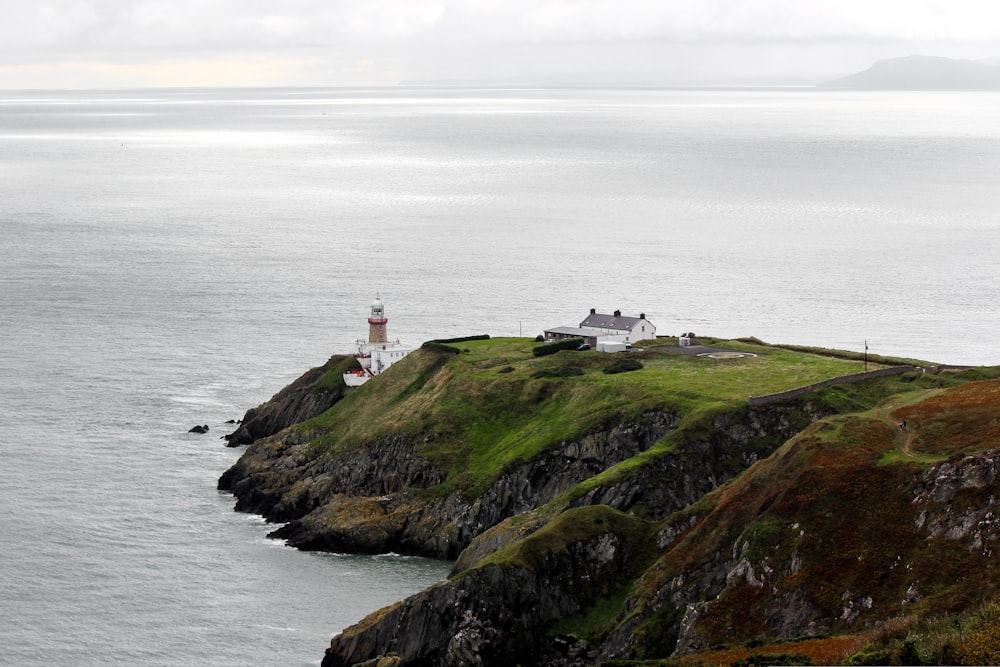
579,308,656,342
343,297,417,387
544,308,657,350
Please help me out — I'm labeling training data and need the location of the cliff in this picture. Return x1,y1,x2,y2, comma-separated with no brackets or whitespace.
223,354,358,446
219,337,1000,665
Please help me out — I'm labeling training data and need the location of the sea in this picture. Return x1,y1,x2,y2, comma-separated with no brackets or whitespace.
1,86,998,665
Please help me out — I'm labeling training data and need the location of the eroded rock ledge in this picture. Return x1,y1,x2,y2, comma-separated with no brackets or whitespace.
221,411,679,559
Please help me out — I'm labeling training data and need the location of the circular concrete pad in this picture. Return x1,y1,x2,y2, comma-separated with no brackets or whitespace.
697,351,758,359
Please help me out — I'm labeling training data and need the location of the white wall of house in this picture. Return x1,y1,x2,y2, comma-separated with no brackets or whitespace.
631,319,656,341
587,321,655,343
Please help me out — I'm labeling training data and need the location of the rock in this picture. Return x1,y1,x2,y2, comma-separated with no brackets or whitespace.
224,357,353,446
323,508,650,667
223,412,678,560
189,424,209,433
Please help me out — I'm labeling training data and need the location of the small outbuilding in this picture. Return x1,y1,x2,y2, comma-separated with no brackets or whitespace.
596,340,630,353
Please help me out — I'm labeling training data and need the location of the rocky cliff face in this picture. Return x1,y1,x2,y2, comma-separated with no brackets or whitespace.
912,450,1000,549
313,401,834,666
223,355,355,446
221,411,679,558
596,429,1000,662
566,403,825,521
322,506,653,667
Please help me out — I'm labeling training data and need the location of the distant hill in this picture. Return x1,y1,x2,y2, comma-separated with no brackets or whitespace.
821,54,1000,90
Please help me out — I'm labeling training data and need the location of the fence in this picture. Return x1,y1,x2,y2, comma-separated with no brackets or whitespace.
748,366,918,407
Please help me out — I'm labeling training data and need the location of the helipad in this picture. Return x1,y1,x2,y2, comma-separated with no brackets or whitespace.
697,351,758,359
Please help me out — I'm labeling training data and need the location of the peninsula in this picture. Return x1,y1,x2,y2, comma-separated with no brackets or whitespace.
219,335,1000,666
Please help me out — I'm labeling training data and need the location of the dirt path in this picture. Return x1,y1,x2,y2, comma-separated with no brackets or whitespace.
876,402,916,458
876,388,943,459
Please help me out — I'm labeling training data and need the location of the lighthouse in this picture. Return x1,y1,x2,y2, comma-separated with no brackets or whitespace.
368,296,388,344
342,296,416,387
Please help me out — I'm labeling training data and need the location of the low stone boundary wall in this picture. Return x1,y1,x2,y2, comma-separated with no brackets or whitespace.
932,364,980,373
748,366,918,407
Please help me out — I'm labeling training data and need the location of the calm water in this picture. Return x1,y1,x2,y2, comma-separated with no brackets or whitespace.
2,86,999,665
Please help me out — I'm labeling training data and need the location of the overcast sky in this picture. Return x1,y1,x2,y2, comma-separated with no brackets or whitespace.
2,0,999,88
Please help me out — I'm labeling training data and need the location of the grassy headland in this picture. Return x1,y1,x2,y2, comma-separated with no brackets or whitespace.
226,334,1000,666
298,336,882,496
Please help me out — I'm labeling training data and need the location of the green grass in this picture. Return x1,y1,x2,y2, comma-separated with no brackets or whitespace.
296,337,922,497
550,583,632,644
843,602,1000,666
482,504,653,571
461,337,873,402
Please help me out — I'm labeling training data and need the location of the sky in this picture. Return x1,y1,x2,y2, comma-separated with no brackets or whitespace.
2,0,1000,89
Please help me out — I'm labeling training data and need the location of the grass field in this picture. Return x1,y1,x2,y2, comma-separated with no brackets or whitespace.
298,337,882,496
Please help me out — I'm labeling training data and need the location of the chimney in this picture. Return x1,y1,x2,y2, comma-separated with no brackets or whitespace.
614,309,621,317
590,308,596,314
640,313,645,319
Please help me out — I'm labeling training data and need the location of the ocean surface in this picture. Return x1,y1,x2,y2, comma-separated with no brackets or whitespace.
2,86,998,665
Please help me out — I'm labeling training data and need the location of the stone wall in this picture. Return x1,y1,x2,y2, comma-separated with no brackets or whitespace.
748,366,917,407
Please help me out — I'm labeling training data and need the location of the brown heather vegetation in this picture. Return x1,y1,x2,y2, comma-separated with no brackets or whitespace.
619,376,1000,665
674,635,871,666
895,378,1000,455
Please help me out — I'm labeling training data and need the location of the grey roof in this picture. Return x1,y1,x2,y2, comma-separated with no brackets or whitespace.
544,326,599,337
579,312,644,331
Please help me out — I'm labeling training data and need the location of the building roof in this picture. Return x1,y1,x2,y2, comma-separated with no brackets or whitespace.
579,312,645,331
544,326,599,337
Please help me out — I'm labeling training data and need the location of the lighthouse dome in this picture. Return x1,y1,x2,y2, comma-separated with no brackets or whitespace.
369,296,386,321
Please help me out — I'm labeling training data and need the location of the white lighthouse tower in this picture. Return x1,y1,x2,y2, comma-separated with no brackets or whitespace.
342,296,416,387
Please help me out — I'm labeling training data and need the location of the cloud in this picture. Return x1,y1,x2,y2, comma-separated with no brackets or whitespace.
491,0,1000,44
1,0,999,87
6,0,1000,54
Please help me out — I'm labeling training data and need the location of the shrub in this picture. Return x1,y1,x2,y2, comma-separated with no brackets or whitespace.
733,653,813,667
533,338,584,357
604,359,644,374
427,334,490,344
843,645,893,665
420,341,461,354
532,367,584,379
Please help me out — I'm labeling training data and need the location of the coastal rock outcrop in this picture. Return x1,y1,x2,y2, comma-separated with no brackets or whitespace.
322,506,652,667
220,338,1000,666
224,355,356,446
222,411,679,558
